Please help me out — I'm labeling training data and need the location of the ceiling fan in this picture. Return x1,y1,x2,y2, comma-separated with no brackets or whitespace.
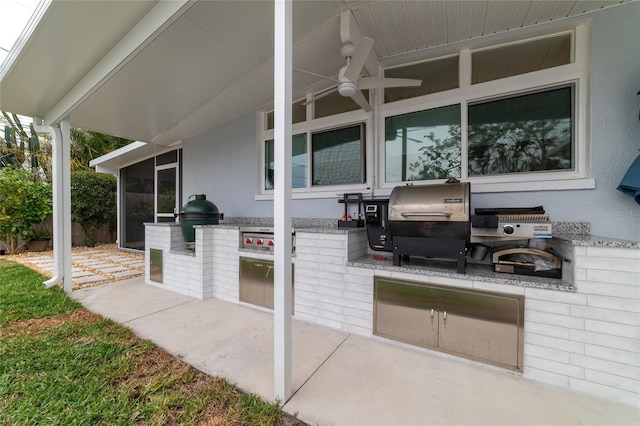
300,11,422,112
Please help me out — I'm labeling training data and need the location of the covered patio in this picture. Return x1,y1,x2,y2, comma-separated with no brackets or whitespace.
72,276,639,425
2,0,638,410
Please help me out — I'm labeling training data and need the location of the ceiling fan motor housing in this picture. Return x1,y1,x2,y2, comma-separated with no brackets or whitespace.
338,81,358,97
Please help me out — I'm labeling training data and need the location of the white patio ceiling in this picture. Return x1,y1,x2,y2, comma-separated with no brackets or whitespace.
0,0,630,147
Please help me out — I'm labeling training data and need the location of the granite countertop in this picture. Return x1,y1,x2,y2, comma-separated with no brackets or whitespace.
348,254,574,292
553,233,640,249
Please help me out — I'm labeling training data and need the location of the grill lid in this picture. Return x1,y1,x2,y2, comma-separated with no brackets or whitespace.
388,182,470,222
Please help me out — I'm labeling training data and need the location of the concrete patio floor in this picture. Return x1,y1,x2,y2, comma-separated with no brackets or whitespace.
72,277,639,425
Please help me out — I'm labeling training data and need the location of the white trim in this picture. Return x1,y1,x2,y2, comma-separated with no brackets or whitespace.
273,0,293,403
89,141,147,167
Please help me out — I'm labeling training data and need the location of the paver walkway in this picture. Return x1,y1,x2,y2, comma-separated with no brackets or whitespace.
4,244,144,290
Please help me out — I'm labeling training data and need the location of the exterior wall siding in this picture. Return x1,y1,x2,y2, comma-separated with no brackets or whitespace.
523,245,639,406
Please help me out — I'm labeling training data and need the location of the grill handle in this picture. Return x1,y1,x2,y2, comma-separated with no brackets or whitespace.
400,211,452,217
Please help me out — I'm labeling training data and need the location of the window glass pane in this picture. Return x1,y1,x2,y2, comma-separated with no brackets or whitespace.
265,133,307,190
157,168,176,214
265,100,306,130
468,85,573,176
472,34,571,84
265,139,274,189
312,125,364,186
384,56,459,103
385,105,461,182
156,150,177,165
292,134,307,188
314,89,367,118
121,158,154,250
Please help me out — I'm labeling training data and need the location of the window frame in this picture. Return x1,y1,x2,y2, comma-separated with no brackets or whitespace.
257,108,372,199
258,22,594,199
376,24,593,194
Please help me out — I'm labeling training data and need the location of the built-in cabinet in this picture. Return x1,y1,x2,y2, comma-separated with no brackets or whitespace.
239,257,294,311
374,277,524,371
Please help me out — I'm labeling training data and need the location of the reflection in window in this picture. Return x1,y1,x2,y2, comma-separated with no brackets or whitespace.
312,125,365,186
385,105,461,182
265,134,307,189
468,85,573,176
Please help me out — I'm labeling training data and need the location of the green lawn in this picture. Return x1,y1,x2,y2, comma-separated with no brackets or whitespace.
0,260,302,425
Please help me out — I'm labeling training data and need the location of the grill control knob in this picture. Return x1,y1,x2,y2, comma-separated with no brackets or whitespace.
256,239,264,245
268,240,274,247
245,238,252,244
503,225,515,235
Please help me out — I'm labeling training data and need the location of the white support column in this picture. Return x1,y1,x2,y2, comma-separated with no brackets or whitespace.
273,0,293,403
59,118,73,293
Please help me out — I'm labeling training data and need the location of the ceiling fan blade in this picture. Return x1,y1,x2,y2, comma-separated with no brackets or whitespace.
350,90,371,112
340,10,352,45
293,68,338,82
344,37,373,83
302,86,338,105
358,77,422,90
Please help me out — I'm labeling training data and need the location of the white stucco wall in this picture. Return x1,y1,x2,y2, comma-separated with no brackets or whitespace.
182,2,640,241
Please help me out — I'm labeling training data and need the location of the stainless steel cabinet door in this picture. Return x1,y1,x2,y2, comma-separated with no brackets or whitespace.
438,289,523,370
374,278,438,348
264,264,294,311
239,258,267,306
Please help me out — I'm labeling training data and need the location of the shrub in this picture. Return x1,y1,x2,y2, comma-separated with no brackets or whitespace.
0,166,52,254
71,171,116,247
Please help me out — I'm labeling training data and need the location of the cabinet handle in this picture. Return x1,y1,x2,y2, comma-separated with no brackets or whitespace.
430,308,434,318
443,311,447,321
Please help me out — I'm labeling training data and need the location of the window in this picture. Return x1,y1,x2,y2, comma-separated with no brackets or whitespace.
315,89,368,118
262,124,366,190
472,34,571,84
384,56,459,103
261,24,590,195
385,105,461,182
380,28,588,190
468,85,573,176
264,134,307,190
266,99,306,130
312,124,365,186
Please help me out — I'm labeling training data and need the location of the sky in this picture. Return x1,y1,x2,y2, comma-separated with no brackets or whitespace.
0,0,39,67
0,0,39,128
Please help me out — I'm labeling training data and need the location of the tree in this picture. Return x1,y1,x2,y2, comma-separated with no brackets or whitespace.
2,111,132,179
1,112,52,182
70,128,131,171
70,171,117,247
0,166,52,254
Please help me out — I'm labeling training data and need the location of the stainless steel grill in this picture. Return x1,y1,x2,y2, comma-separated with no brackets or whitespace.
387,182,471,273
239,227,295,253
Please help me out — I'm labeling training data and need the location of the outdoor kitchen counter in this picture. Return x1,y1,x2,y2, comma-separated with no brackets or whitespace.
347,254,574,292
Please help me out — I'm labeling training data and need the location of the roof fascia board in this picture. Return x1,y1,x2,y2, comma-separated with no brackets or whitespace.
89,141,147,167
44,0,196,126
